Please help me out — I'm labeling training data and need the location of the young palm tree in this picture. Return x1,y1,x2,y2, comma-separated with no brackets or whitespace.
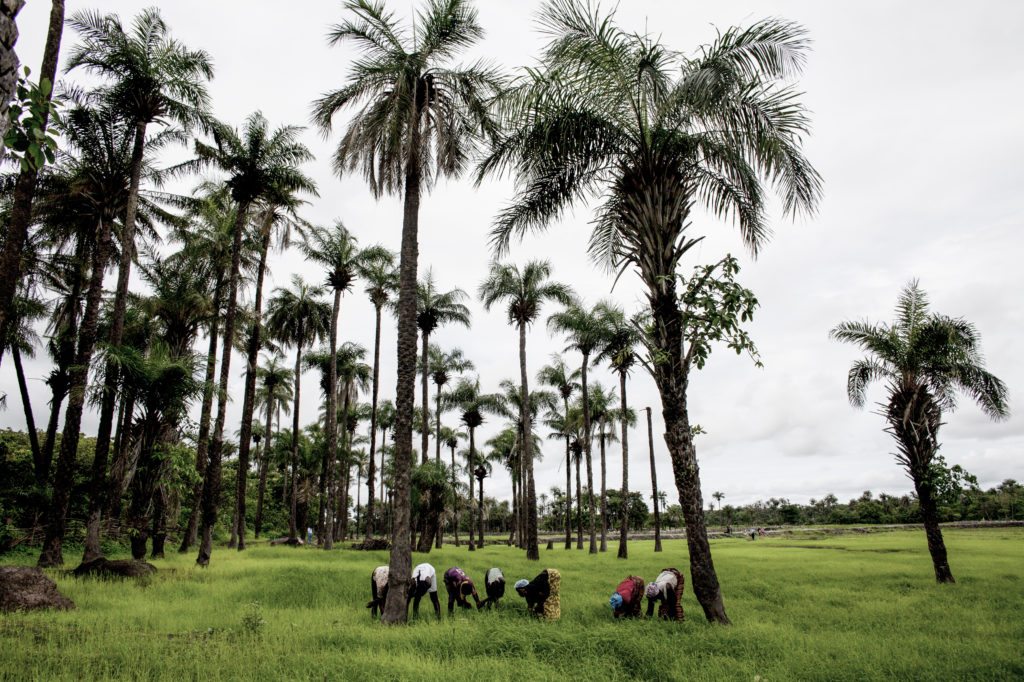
300,224,365,548
547,299,608,554
416,270,471,463
253,354,293,538
831,281,1008,583
312,0,503,623
0,0,64,346
189,112,315,566
266,275,331,543
482,1,821,623
595,302,640,558
537,354,580,550
479,260,572,559
65,8,214,564
356,246,397,537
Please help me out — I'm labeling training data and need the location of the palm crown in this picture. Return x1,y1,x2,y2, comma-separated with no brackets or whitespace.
479,260,573,327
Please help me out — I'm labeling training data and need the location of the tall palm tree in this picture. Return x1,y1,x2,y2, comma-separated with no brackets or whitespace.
537,354,580,550
36,106,137,567
596,301,640,558
831,281,1008,583
65,8,214,565
188,112,315,566
356,246,397,538
588,382,617,552
327,343,371,544
547,299,608,554
311,0,503,623
266,275,331,543
644,406,662,552
426,345,474,463
0,0,65,348
300,224,365,548
439,426,466,545
482,2,822,623
416,270,471,463
2,294,48,482
712,492,724,511
479,260,572,559
254,353,293,538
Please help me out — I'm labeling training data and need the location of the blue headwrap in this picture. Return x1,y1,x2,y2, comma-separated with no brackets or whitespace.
609,593,623,610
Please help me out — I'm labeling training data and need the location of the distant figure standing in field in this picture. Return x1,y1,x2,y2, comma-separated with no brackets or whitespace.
515,569,561,620
609,576,645,618
645,568,685,621
409,562,441,619
367,565,389,618
444,567,481,613
479,567,506,609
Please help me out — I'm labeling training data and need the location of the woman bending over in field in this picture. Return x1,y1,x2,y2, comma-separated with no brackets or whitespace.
478,567,505,609
408,563,441,619
367,565,389,618
609,576,645,618
645,568,685,621
444,567,482,613
514,569,561,620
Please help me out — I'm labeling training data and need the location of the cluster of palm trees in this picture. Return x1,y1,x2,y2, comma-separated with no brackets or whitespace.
5,0,1005,629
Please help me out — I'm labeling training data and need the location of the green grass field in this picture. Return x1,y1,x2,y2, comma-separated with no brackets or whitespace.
1,528,1022,681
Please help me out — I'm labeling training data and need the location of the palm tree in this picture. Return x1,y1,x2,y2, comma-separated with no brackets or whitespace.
254,354,293,538
356,247,397,538
312,0,503,623
831,281,1008,583
332,344,371,543
0,0,65,348
416,270,471,463
448,376,501,551
36,106,135,567
300,223,365,548
189,112,315,566
482,2,822,623
426,345,474,463
2,294,48,482
547,299,608,554
65,8,214,564
266,276,331,543
479,260,572,560
588,382,617,553
645,406,662,552
439,426,466,545
541,398,574,549
595,302,640,558
712,492,725,512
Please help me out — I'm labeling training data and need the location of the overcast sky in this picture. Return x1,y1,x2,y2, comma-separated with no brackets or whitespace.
4,0,1022,510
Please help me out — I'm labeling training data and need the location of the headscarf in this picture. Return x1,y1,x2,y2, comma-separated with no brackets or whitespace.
514,579,529,591
609,593,623,610
646,583,661,599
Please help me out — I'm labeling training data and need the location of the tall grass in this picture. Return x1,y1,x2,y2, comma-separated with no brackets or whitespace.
1,529,1021,680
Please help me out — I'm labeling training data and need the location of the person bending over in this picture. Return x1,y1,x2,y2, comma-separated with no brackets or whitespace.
444,567,481,613
408,562,441,619
366,565,389,618
609,575,645,618
478,567,505,609
645,568,685,621
514,569,561,620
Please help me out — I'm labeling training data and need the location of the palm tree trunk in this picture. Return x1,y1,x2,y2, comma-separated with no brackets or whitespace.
420,332,429,465
650,286,728,623
180,271,223,552
321,287,342,549
234,216,274,551
0,0,63,347
381,128,422,625
254,397,274,538
82,119,148,565
288,340,303,542
580,352,597,554
519,322,539,560
646,407,662,552
37,216,111,567
365,304,382,538
478,471,485,547
12,346,42,483
617,370,629,559
507,466,516,546
450,444,459,546
434,386,444,549
575,447,583,549
599,422,608,552
467,427,476,551
197,200,251,566
106,390,137,524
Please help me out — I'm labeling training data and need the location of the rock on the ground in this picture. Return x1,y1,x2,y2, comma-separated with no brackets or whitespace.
72,558,157,579
0,566,75,612
350,537,390,551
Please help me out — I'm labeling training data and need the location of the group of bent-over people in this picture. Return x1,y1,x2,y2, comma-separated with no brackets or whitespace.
367,563,685,622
